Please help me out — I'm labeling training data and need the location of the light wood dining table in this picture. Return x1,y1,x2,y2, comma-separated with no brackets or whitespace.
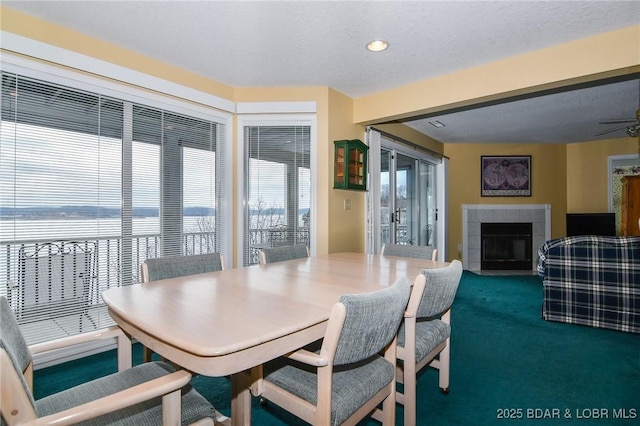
102,252,449,425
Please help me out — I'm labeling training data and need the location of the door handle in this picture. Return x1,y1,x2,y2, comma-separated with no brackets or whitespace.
391,209,400,223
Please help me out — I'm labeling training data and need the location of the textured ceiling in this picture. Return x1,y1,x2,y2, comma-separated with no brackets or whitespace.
404,77,640,143
2,0,640,144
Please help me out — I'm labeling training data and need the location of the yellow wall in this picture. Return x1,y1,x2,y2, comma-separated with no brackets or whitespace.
444,143,568,262
327,89,367,253
566,138,640,212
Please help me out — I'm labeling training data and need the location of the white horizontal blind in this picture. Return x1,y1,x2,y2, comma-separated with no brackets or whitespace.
242,125,310,266
132,106,223,260
1,73,123,344
1,72,225,345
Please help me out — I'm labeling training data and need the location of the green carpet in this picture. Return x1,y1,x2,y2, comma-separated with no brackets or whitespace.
34,272,640,425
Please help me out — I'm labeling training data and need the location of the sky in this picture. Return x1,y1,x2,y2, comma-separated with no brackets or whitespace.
1,121,309,211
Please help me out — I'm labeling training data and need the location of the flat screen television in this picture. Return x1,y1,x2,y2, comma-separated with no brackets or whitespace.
566,213,616,237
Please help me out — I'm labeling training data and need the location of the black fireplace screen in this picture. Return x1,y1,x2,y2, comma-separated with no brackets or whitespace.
481,222,533,270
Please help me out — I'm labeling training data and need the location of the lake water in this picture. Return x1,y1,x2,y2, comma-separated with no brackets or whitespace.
2,217,178,242
0,214,302,289
0,214,299,242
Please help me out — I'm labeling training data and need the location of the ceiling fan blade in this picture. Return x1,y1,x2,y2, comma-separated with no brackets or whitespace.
595,125,630,136
599,119,636,124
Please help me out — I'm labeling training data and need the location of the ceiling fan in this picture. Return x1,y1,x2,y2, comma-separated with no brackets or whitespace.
596,108,640,137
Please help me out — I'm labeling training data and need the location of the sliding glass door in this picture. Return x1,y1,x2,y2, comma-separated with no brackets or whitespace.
368,129,442,258
381,150,436,247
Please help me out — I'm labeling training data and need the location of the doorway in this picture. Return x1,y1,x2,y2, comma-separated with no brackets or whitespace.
367,129,444,258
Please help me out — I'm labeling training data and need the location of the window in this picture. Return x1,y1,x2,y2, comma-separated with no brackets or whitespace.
240,123,311,266
1,72,227,344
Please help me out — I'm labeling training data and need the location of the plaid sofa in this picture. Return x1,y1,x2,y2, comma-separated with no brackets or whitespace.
537,235,640,334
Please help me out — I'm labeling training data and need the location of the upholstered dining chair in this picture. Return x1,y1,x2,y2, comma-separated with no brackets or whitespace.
381,243,438,261
258,244,309,264
140,252,225,283
140,252,225,362
396,259,463,426
0,296,219,426
253,276,412,426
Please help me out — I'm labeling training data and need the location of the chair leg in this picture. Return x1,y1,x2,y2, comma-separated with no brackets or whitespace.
439,338,451,394
142,346,153,363
403,364,417,426
162,388,182,424
381,387,396,426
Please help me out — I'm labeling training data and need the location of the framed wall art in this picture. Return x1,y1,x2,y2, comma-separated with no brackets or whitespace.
481,155,531,197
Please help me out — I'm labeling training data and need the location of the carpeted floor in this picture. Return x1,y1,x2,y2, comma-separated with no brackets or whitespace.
34,272,640,425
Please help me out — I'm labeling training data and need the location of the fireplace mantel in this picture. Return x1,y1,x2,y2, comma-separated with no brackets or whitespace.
462,204,551,271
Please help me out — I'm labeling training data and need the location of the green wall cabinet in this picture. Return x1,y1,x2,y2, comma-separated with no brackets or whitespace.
334,139,368,191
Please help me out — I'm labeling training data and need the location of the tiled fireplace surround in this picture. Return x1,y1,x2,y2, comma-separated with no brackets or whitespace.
462,204,551,271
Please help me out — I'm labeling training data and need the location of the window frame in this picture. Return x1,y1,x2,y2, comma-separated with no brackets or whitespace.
236,112,318,266
1,51,234,267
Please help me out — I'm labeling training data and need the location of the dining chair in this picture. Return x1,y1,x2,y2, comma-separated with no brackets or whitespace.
140,252,225,362
381,243,438,261
258,244,309,264
396,259,463,426
9,241,98,333
0,296,220,426
253,276,412,426
140,252,225,283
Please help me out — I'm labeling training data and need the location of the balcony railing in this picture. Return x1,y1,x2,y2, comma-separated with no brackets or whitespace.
0,228,309,344
1,228,312,344
1,231,220,344
247,226,310,265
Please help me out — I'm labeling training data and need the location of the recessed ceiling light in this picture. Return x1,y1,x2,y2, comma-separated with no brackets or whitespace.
428,120,446,128
366,40,389,52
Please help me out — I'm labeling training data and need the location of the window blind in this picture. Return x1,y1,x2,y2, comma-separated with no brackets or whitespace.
242,125,310,266
1,72,226,345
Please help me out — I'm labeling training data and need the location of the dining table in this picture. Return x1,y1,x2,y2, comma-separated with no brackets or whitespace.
101,252,450,425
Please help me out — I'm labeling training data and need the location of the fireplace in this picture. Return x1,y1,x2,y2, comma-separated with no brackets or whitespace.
481,222,533,270
462,204,551,271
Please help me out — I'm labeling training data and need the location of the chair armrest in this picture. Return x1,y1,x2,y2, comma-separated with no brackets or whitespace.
33,369,193,426
29,326,132,372
29,326,125,354
250,348,329,397
286,348,328,367
404,274,426,319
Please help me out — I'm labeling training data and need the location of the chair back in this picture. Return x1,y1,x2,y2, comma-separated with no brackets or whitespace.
259,245,309,264
416,260,463,318
141,253,224,283
16,241,95,324
0,296,37,411
382,243,437,261
268,225,290,247
333,277,411,366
